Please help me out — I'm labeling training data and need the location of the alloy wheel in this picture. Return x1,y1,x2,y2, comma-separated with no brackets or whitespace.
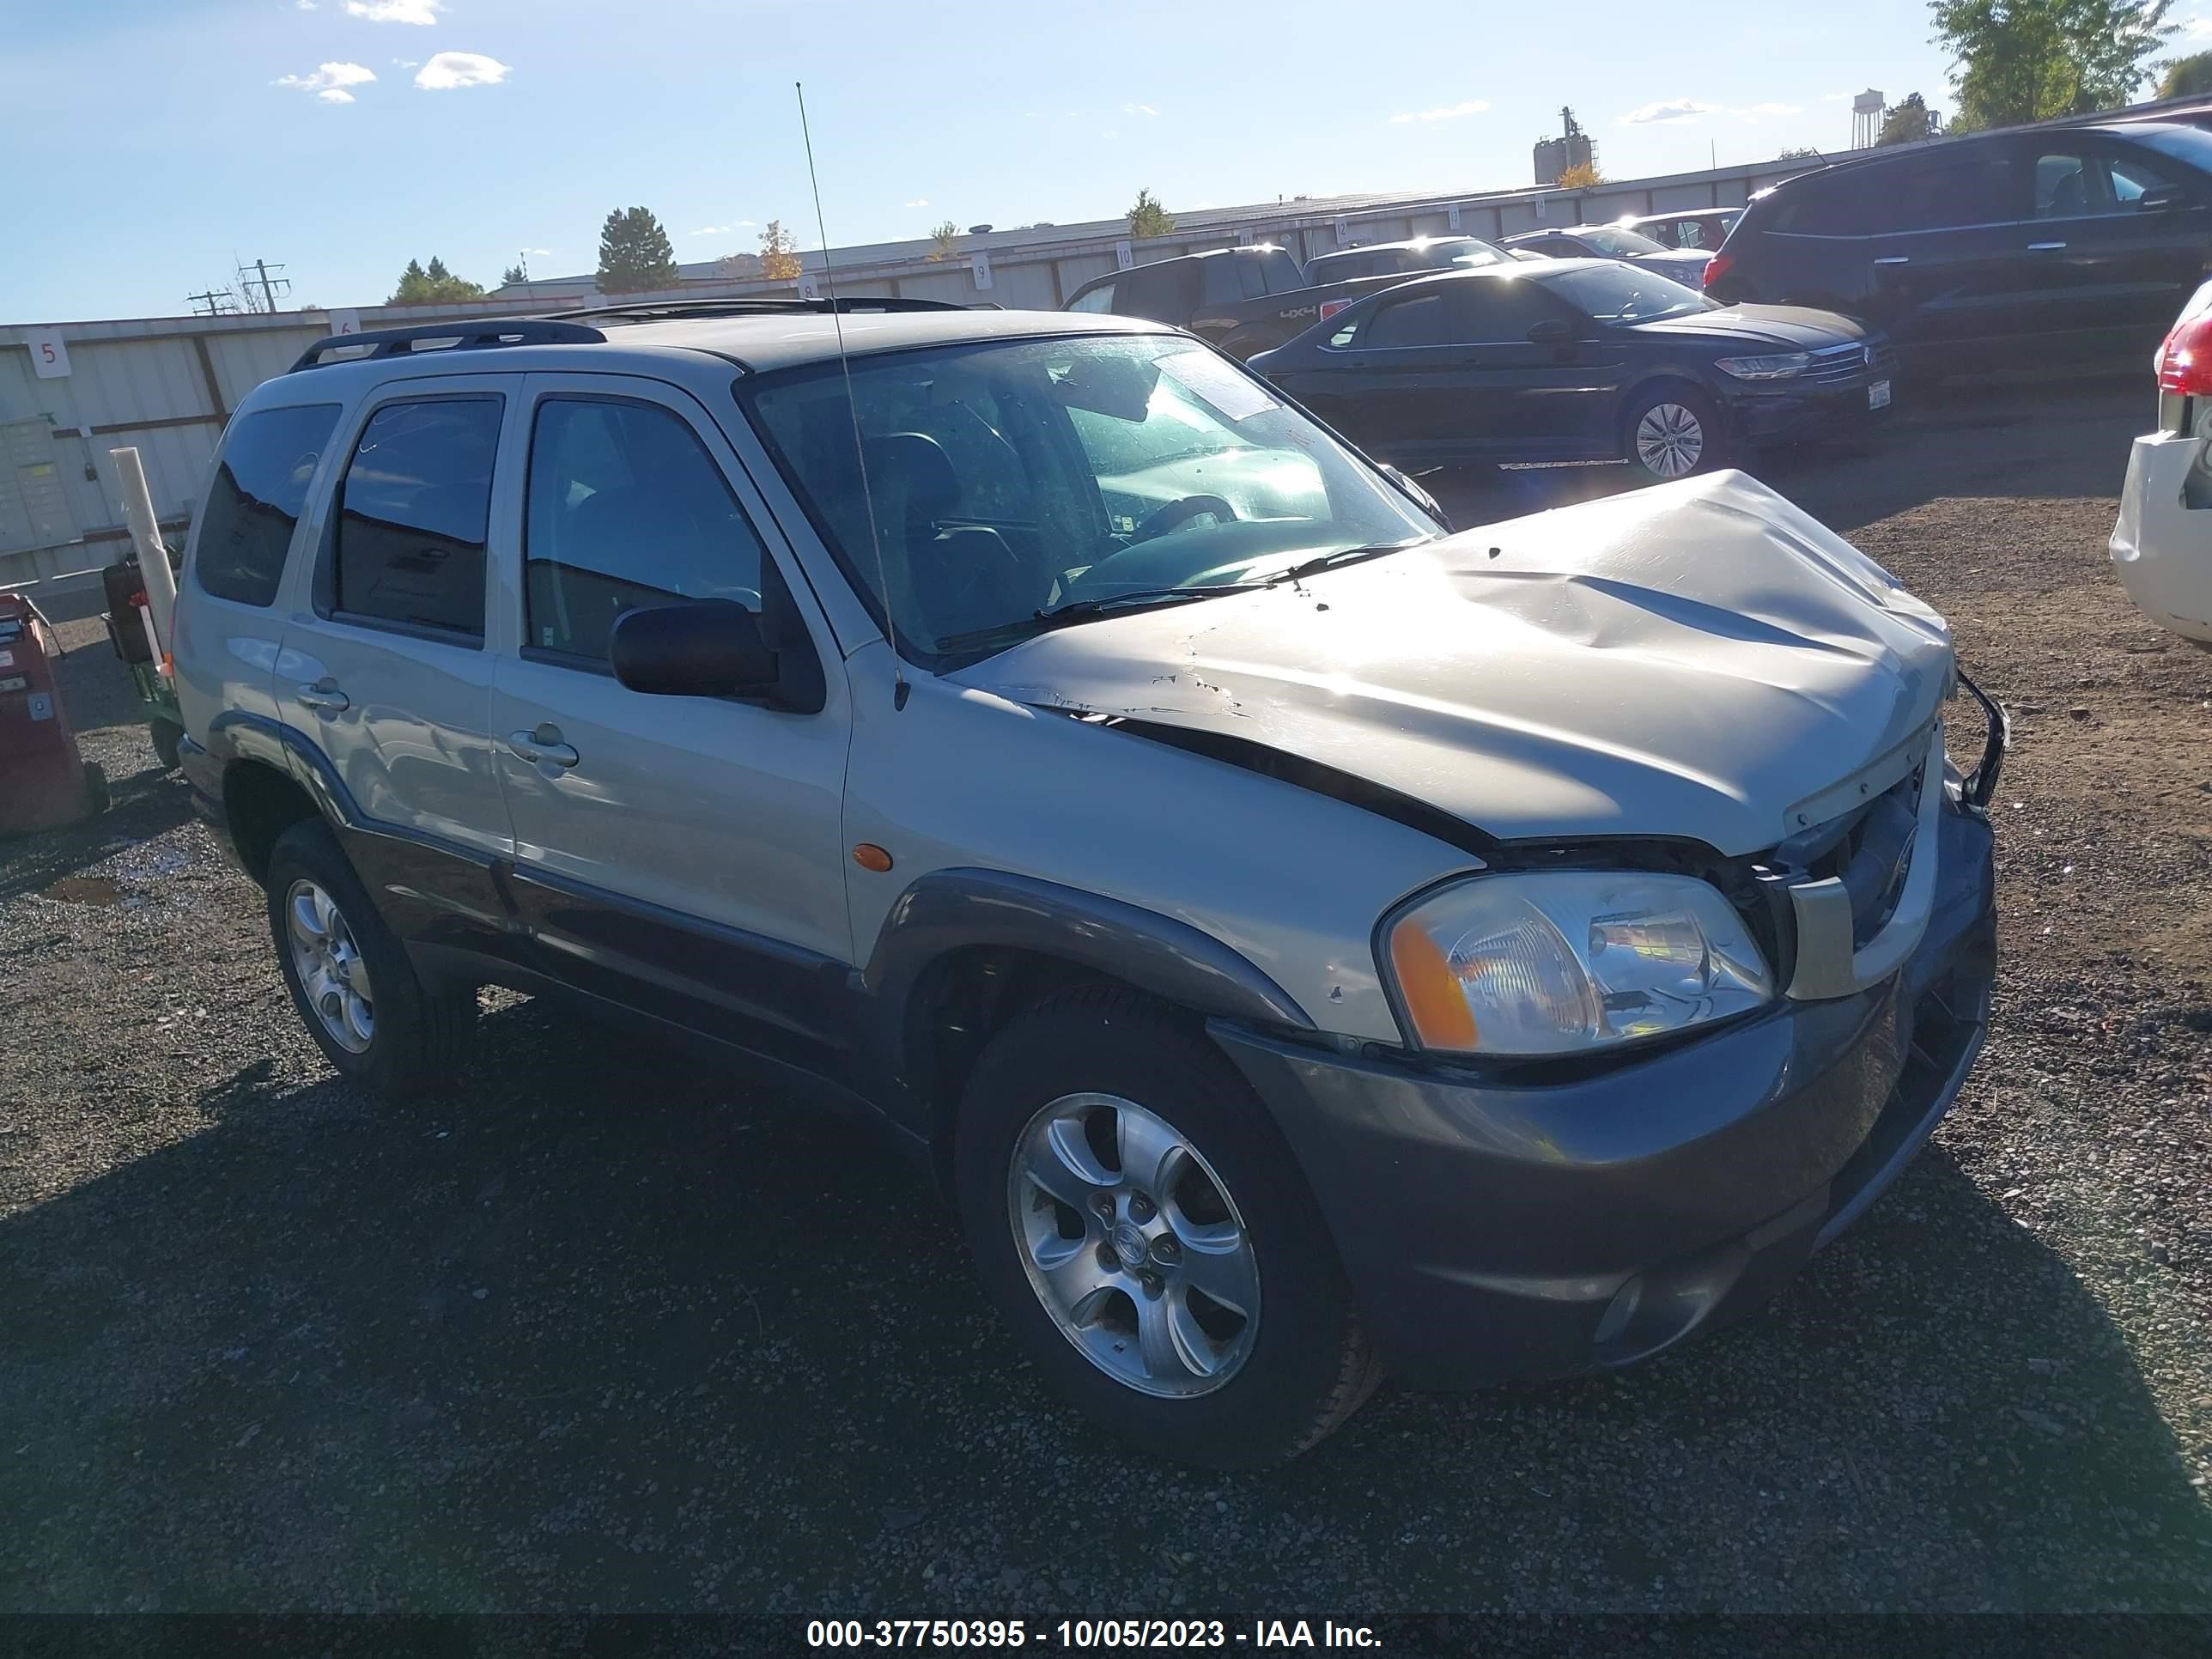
1006,1092,1260,1398
1635,402,1706,478
284,878,375,1054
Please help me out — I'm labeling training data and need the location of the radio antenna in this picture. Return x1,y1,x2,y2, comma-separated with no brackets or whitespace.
796,80,906,709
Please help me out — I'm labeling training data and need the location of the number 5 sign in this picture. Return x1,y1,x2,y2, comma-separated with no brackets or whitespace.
28,330,70,380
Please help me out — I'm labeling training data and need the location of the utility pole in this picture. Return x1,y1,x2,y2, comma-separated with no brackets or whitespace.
235,258,291,313
185,287,237,317
517,250,531,281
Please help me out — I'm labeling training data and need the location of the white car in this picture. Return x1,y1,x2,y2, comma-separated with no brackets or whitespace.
2112,279,2212,646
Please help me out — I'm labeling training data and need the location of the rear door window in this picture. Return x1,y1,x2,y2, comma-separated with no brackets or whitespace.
1200,257,1244,307
1458,277,1573,341
331,396,501,640
1363,291,1449,347
1869,154,2019,233
1257,247,1306,293
1768,169,1882,235
191,403,342,606
1068,281,1117,313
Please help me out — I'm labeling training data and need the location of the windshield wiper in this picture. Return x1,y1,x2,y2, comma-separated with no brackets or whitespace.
1270,538,1432,586
1034,585,1256,626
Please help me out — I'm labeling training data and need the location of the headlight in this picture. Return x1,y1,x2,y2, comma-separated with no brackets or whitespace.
1382,871,1774,1056
1715,352,1812,380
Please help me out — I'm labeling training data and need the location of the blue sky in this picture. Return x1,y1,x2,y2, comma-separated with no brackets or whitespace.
5,0,2196,323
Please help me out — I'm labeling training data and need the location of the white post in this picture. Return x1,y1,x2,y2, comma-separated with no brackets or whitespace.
109,447,177,665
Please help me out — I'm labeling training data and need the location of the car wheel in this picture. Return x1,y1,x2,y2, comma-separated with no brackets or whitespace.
149,719,184,773
1624,385,1725,482
954,982,1382,1468
264,817,477,1100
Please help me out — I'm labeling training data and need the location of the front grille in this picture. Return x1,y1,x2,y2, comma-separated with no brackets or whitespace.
1801,765,1923,948
1799,341,1881,387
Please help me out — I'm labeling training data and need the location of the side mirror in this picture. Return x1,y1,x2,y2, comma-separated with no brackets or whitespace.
1526,318,1577,345
1380,464,1452,532
2139,184,2185,213
610,600,778,698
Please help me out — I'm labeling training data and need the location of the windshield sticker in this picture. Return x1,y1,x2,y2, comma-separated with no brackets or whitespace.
1159,350,1278,422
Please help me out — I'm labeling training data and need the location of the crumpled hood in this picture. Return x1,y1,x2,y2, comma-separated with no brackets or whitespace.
955,471,1954,857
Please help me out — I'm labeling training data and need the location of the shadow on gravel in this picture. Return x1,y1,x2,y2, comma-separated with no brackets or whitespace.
3,1000,2207,1613
1429,374,2144,539
0,777,196,906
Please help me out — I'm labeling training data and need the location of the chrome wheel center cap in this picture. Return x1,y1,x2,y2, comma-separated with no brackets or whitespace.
1111,1220,1149,1269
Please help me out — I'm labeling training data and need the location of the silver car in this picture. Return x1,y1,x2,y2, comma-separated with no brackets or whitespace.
172,300,2002,1468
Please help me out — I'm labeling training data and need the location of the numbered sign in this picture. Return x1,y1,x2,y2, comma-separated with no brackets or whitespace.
28,331,69,380
797,271,823,301
1115,240,1134,270
1334,218,1352,247
1447,204,1462,230
326,309,362,337
971,252,993,291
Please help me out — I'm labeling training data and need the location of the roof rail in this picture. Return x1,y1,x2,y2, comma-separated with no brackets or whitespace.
544,295,969,323
289,318,606,374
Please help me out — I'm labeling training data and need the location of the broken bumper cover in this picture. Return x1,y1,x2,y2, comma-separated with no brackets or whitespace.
2111,429,2212,645
1212,801,1996,1389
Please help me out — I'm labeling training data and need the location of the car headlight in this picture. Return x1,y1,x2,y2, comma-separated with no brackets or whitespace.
1382,871,1774,1056
1715,352,1812,380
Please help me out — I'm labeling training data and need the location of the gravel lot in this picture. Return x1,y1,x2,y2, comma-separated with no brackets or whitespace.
3,376,2209,1616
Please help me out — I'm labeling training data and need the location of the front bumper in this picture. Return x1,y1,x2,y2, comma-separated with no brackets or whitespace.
2111,429,2212,645
1212,801,1996,1389
1732,374,1899,445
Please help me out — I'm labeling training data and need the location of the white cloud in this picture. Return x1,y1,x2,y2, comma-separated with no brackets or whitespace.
524,246,551,256
1389,100,1490,124
904,198,929,208
1123,101,1157,116
689,222,754,235
274,61,376,100
392,57,419,67
295,1,318,10
1622,98,1719,125
345,0,441,21
2185,10,2212,35
415,51,509,88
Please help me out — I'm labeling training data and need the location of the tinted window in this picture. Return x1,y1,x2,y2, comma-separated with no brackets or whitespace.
1574,225,1668,257
1200,257,1243,307
2108,149,2180,204
1538,264,1710,323
191,404,341,606
2033,150,2099,217
1870,155,2016,233
332,397,501,638
1255,247,1306,293
1364,291,1449,347
1458,276,1573,340
524,399,765,664
1768,170,1881,235
2119,125,2212,175
1067,282,1116,313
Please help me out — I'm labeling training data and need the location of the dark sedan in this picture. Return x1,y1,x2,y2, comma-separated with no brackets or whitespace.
1248,261,1897,481
1499,223,1714,288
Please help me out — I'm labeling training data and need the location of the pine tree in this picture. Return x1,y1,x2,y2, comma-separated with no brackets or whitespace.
596,206,682,294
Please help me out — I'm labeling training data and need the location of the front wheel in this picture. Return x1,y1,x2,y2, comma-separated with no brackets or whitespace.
954,983,1382,1468
1623,385,1726,482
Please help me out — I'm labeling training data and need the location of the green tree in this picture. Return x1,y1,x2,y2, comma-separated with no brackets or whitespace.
387,256,487,304
759,221,801,283
2158,48,2212,96
501,263,527,286
927,220,960,262
1877,91,1942,143
1931,0,2173,129
595,206,681,294
1127,188,1175,239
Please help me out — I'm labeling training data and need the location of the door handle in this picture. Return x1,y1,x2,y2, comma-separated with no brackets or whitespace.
2027,240,2068,251
1873,256,1911,266
507,724,580,769
297,681,349,714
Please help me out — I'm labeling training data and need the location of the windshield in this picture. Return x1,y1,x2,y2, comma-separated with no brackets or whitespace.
1573,225,1670,257
1440,239,1510,269
1537,264,1713,323
742,334,1438,662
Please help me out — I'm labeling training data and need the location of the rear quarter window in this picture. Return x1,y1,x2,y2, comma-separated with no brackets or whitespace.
190,403,343,607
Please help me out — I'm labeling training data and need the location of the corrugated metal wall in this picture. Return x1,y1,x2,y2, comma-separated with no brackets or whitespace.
0,153,1802,595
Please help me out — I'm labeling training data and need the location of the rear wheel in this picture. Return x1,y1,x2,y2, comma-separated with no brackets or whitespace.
954,983,1381,1468
264,818,477,1100
1624,385,1725,482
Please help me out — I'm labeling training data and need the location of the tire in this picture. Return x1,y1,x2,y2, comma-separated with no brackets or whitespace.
80,762,109,818
954,982,1382,1468
1622,383,1727,483
264,817,477,1100
149,719,184,772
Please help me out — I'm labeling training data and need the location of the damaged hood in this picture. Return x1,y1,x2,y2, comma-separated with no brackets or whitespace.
954,471,1953,857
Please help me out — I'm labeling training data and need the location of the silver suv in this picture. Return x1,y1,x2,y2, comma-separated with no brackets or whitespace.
172,299,2002,1468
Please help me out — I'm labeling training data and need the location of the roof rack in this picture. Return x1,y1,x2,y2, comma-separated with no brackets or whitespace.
289,318,606,374
544,295,971,323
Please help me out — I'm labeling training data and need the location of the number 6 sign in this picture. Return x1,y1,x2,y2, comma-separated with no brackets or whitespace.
28,330,70,380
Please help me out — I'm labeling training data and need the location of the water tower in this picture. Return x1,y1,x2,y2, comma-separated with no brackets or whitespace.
1852,90,1885,149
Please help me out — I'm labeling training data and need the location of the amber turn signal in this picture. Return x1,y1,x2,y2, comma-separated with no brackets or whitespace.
852,842,894,872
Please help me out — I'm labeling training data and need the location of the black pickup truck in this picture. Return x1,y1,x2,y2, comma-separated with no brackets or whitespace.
1063,245,1437,360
